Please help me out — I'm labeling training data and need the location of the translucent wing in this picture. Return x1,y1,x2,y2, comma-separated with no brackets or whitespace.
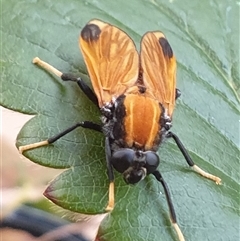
140,32,177,117
80,19,139,108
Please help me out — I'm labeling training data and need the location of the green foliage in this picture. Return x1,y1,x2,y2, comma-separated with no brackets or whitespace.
1,0,239,240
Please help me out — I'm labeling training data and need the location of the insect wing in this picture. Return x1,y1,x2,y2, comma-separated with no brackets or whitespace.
80,19,139,108
140,32,177,117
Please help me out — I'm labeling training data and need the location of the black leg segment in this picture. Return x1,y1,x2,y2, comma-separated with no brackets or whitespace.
166,131,194,167
152,170,177,223
48,121,102,144
104,137,115,211
105,137,114,182
153,170,186,240
61,73,99,107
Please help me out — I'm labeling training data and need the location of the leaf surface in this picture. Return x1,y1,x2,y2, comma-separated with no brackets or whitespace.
1,0,239,240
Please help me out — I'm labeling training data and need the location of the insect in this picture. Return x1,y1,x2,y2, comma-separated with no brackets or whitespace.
19,19,221,241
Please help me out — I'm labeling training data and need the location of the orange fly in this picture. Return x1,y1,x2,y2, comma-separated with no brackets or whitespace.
19,19,221,241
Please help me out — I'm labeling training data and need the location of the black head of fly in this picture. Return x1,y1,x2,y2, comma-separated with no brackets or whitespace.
111,149,160,184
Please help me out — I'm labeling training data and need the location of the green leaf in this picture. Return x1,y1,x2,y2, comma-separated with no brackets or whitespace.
1,0,239,241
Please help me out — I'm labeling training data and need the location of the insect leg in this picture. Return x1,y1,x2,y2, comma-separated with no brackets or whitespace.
152,170,185,241
61,73,98,106
104,137,115,211
19,121,102,153
32,57,98,106
167,131,221,184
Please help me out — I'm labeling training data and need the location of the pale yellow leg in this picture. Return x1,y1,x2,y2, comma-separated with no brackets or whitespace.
19,140,49,154
105,182,114,212
192,165,221,185
172,223,185,241
33,57,63,77
18,58,66,154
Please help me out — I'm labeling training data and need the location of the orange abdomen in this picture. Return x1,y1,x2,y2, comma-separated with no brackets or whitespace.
123,94,162,150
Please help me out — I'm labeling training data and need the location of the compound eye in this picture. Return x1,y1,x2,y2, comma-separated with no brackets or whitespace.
111,149,135,173
145,152,160,174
